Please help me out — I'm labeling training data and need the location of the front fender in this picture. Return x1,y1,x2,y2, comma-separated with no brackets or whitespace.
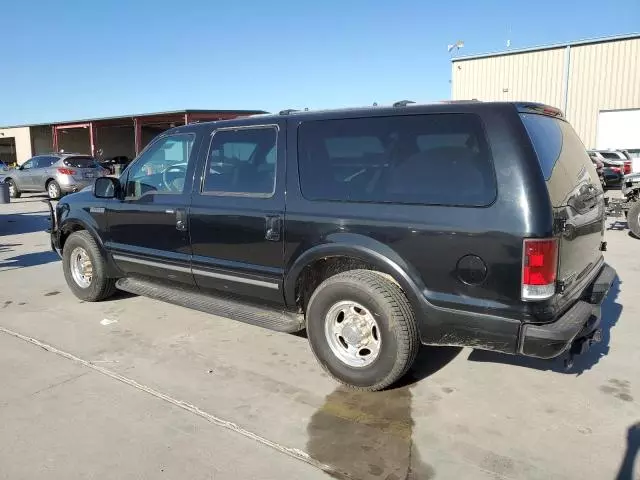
57,203,121,277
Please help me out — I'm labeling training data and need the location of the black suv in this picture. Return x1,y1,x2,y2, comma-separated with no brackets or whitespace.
46,102,615,391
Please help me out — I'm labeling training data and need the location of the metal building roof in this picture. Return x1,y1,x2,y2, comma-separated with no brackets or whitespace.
451,32,640,62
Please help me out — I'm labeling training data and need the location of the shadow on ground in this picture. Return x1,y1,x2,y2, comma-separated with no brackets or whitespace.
467,275,623,375
0,250,60,270
616,422,640,480
1,212,50,236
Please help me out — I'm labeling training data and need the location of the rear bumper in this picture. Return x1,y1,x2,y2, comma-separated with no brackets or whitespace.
518,263,616,359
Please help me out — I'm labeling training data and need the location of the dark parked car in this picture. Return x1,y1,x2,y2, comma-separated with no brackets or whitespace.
99,156,131,174
46,102,615,390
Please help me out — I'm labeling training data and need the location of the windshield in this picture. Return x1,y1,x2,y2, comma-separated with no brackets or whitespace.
63,156,98,168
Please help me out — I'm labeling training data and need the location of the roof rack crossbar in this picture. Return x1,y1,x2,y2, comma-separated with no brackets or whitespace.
278,109,300,115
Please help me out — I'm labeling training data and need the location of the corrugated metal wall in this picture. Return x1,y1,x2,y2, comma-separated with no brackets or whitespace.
567,38,640,147
451,37,640,148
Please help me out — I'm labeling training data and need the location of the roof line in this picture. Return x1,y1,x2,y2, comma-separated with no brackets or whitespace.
451,32,640,62
0,108,268,130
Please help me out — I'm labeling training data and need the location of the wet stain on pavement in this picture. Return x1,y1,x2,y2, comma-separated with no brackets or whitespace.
600,379,633,402
2,300,12,308
306,386,435,479
44,291,60,297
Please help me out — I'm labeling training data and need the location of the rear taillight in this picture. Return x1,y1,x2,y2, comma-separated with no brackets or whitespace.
624,161,632,174
57,167,76,175
522,238,558,301
611,167,621,173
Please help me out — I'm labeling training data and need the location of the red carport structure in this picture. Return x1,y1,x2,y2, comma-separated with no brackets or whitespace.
51,109,266,157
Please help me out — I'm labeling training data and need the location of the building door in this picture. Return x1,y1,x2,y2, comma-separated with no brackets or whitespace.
0,137,16,166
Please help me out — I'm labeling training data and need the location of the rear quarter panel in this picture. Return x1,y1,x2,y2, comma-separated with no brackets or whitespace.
284,105,553,339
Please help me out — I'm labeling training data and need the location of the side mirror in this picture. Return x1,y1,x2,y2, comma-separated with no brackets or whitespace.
94,177,120,199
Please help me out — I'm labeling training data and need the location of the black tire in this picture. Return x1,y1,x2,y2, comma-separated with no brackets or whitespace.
306,269,420,391
628,201,640,238
62,231,117,301
47,180,61,200
6,179,21,198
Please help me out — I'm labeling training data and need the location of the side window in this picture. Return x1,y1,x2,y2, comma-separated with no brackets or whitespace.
21,158,36,170
520,113,563,180
203,126,277,196
125,133,195,198
297,114,496,206
35,156,57,168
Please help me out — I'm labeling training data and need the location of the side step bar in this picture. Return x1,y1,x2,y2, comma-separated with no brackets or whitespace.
116,277,304,333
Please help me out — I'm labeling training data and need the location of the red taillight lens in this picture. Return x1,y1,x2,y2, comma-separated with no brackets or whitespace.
611,166,621,173
57,167,76,175
522,238,558,300
624,161,632,174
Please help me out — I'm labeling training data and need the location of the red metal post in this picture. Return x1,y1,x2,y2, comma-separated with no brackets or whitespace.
134,118,142,156
89,122,97,157
52,126,59,151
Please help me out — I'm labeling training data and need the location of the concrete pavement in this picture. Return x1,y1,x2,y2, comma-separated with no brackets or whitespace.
1,194,639,479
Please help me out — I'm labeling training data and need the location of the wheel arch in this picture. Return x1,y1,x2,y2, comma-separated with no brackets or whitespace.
284,233,427,316
58,217,121,277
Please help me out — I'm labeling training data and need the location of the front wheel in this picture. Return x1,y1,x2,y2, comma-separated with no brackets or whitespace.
6,179,20,198
62,231,117,301
628,201,640,238
306,270,420,391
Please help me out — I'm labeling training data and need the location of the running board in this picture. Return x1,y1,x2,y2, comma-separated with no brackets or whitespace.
115,277,304,333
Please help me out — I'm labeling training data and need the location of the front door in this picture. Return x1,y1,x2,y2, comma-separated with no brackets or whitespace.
16,157,37,190
189,122,286,305
104,132,201,285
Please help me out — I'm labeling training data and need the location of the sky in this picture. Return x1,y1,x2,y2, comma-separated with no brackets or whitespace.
1,0,639,126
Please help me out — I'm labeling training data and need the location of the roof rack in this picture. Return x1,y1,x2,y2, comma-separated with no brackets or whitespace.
278,109,300,115
392,100,416,107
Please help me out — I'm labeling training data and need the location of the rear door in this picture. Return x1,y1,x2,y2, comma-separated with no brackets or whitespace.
33,156,58,189
189,122,286,305
520,112,605,294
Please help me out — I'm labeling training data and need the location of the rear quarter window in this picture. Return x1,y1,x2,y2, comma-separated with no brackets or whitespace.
297,113,497,206
520,113,563,180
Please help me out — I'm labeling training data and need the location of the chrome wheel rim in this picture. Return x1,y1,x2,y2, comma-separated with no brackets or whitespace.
324,300,381,368
70,247,93,288
48,183,59,198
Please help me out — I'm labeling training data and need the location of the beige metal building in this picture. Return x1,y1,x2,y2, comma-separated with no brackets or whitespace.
451,33,640,151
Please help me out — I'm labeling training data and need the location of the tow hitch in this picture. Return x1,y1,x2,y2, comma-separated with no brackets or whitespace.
564,328,603,370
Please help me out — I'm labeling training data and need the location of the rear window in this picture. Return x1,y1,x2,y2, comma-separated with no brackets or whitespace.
297,114,496,206
63,156,97,168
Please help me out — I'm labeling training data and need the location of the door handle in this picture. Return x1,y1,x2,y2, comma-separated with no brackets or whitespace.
265,215,281,242
175,208,188,232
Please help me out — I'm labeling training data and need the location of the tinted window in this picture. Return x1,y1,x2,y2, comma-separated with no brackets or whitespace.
63,156,97,168
203,126,277,196
297,114,496,206
520,113,563,180
600,151,622,160
34,156,56,168
126,134,195,197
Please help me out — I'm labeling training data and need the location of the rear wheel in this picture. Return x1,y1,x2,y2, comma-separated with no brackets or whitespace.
63,231,116,301
47,180,61,200
628,201,640,238
306,269,419,391
47,180,62,200
6,179,20,198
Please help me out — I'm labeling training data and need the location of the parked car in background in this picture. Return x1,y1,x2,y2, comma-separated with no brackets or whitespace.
47,101,614,390
99,155,131,175
589,149,632,174
4,153,107,199
0,160,9,171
